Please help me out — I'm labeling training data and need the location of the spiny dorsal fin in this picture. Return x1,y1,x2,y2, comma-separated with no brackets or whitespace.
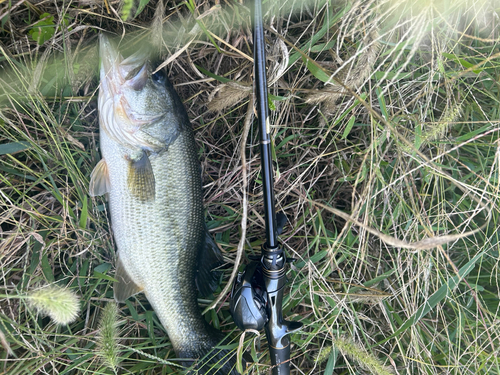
127,152,155,201
114,257,144,302
89,158,110,196
195,231,224,297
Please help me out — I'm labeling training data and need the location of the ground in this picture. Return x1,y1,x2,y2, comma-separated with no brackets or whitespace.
0,1,499,374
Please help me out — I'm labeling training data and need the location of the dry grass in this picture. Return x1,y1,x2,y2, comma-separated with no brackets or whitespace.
1,0,500,374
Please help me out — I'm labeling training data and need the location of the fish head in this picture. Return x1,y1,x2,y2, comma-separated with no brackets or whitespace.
99,34,184,152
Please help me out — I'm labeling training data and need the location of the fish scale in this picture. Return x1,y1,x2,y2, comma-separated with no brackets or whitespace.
91,34,239,374
101,119,208,348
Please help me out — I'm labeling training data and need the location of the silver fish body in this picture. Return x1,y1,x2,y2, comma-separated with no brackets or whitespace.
91,34,238,374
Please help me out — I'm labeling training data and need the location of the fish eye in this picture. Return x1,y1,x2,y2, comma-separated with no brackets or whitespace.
152,70,166,85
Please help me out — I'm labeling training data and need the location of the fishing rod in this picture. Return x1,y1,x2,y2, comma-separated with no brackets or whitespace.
230,1,303,374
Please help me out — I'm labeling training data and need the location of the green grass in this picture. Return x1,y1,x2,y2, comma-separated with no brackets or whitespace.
1,0,499,374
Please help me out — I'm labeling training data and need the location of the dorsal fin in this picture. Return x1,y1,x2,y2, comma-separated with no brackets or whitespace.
276,212,287,235
195,231,224,297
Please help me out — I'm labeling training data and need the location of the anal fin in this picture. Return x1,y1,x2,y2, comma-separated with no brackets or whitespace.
114,257,144,302
89,158,110,196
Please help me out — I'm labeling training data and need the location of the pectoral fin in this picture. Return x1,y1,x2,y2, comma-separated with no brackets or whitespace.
89,158,110,196
127,152,155,201
195,231,224,297
114,257,144,302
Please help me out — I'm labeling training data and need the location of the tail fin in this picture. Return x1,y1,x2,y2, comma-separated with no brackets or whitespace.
179,330,242,375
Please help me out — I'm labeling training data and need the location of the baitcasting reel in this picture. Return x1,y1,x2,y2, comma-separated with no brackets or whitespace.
230,260,267,331
230,244,303,374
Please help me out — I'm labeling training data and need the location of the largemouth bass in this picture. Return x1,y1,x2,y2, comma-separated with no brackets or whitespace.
90,34,238,374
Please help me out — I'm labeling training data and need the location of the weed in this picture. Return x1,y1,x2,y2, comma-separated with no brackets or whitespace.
0,0,499,374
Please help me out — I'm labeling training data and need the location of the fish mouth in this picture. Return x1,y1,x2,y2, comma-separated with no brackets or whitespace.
99,34,149,89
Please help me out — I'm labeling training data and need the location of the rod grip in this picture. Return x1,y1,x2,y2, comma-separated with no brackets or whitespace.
269,344,290,375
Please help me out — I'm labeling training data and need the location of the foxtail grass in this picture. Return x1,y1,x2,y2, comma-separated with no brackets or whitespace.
334,336,393,375
27,285,80,325
96,302,121,373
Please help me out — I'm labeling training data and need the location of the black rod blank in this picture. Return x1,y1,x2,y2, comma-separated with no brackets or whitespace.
252,0,278,250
